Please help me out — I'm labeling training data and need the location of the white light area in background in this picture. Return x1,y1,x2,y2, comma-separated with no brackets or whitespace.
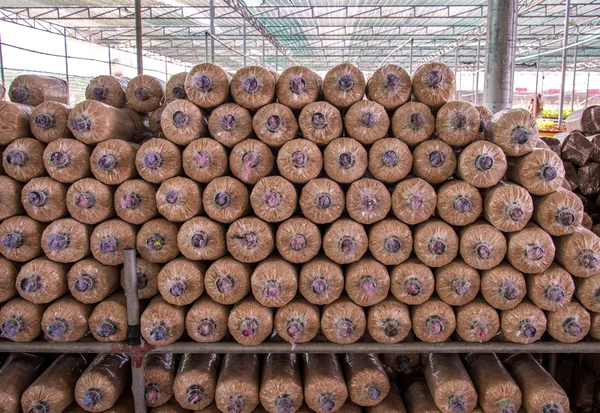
244,0,264,7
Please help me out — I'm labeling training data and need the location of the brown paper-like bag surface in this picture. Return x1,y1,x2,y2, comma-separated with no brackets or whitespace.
299,256,344,305
323,137,368,184
185,294,230,343
435,259,480,306
500,299,547,343
89,139,139,186
342,353,390,407
67,258,119,304
533,188,583,236
507,149,565,196
391,102,435,147
41,295,92,342
367,296,411,343
575,273,600,312
322,63,365,110
547,301,590,343
506,223,555,274
141,296,186,345
135,138,182,184
381,351,421,375
16,257,67,304
41,218,90,263
413,219,459,268
366,64,411,111
260,353,303,413
412,63,456,110
165,72,187,102
555,130,593,166
66,178,115,225
0,297,45,342
253,103,299,147
475,105,494,141
277,65,321,111
103,392,135,413
565,105,600,133
455,298,500,343
412,139,457,184
74,353,130,412
182,138,228,184
436,101,480,147
275,297,320,344
483,182,533,233
0,353,44,413
226,216,274,263
0,257,17,303
161,99,207,146
144,353,176,407
231,66,276,111
88,291,128,342
554,227,600,278
230,139,274,185
365,384,407,413
86,75,128,108
21,177,67,223
404,380,442,413
344,100,390,145
31,101,73,143
299,178,345,225
423,353,477,413
298,101,343,145
158,258,205,306
0,176,24,220
251,256,298,308
251,176,297,223
91,219,137,265
457,140,507,189
484,108,539,157
368,218,412,266
204,256,251,305
9,75,68,106
68,100,134,144
119,257,160,299
208,103,252,148
368,138,412,184
480,262,526,310
121,107,151,143
228,296,274,346
526,263,574,311
277,139,323,184
125,75,165,112
390,258,435,305
0,101,33,145
346,178,391,225
3,138,46,182
303,354,348,413
459,220,507,270
173,353,221,410
185,63,230,110
411,296,456,342
345,256,390,306
203,176,250,224
323,218,368,264
321,295,366,344
276,217,321,264
589,311,600,339
136,218,180,264
436,180,483,227
0,215,44,262
156,177,203,223
216,354,260,413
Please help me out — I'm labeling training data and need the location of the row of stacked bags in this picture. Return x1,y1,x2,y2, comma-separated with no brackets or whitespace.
0,61,599,348
0,351,577,413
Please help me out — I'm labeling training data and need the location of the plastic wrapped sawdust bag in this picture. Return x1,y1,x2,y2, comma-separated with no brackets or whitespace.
203,176,250,224
298,101,343,145
89,139,139,186
323,137,368,184
90,219,136,265
208,103,252,148
125,75,165,112
9,74,68,106
381,352,421,375
412,139,457,185
40,218,90,263
365,384,407,413
506,223,555,274
455,298,500,343
21,177,68,223
457,141,507,189
161,99,207,146
412,63,456,110
475,105,494,141
368,218,412,266
156,177,202,223
251,176,298,223
251,256,298,308
16,257,67,304
436,181,482,227
405,379,441,413
182,138,229,183
0,176,24,220
463,353,522,413
259,353,304,413
3,138,46,182
565,105,600,133
344,100,390,145
533,188,583,236
30,101,73,143
554,227,600,278
526,263,574,311
0,101,33,145
322,63,366,110
41,295,92,342
485,108,539,156
231,66,276,111
103,392,135,413
299,178,345,225
413,219,459,268
149,106,166,139
345,256,390,306
121,107,151,143
505,354,570,413
275,297,320,344
483,182,533,232
368,138,412,184
367,296,411,343
0,215,44,262
554,130,593,167
185,295,230,343
575,274,600,312
321,295,366,344
500,299,547,343
436,101,480,147
423,353,477,413
590,312,600,339
67,258,118,304
66,178,115,225
366,64,411,111
0,257,17,303
583,212,595,229
158,257,205,306
136,218,179,264
299,256,344,305
276,66,322,111
0,353,44,413
216,354,260,413
390,102,435,147
144,353,176,408
276,217,321,264
141,296,186,345
435,259,480,306
74,353,130,412
135,138,182,184
459,221,507,270
228,296,274,346
120,257,160,299
390,258,435,305
253,103,299,147
185,63,230,109
507,149,565,196
480,263,526,310
21,354,87,413
323,218,368,264
547,301,590,343
178,216,227,261
68,100,134,144
411,296,456,342
0,298,45,342
165,72,187,102
303,354,348,413
346,178,391,225
278,139,323,184
173,353,221,410
150,400,189,413
391,177,437,225
342,353,390,407
85,75,128,108
226,216,274,263
230,139,275,185
88,291,127,342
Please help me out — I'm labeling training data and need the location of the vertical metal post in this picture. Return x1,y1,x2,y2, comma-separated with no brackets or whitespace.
63,28,70,88
164,57,168,82
242,3,247,67
0,31,6,88
210,0,215,64
262,37,265,66
409,38,414,75
483,0,518,112
108,45,112,75
205,32,209,63
571,34,578,112
548,353,558,378
558,0,571,127
276,49,279,72
585,64,591,108
534,42,541,117
475,35,481,104
134,0,143,74
455,48,459,100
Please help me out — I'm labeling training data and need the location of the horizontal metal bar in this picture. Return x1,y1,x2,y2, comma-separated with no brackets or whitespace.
0,341,118,353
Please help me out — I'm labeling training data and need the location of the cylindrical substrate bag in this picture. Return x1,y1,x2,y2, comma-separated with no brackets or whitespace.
276,65,322,111
185,63,230,110
457,140,507,189
74,353,130,412
500,299,547,343
436,101,480,147
43,137,93,184
173,353,221,410
364,384,407,413
366,64,411,111
435,259,480,306
413,219,459,268
9,74,68,106
0,101,33,145
323,137,368,184
151,400,197,413
475,105,494,140
344,100,390,145
0,215,44,262
161,99,207,146
298,101,343,145
208,103,252,148
391,102,436,147
463,353,522,413
253,103,299,147
0,257,17,303
203,176,250,224
0,353,44,413
526,263,574,311
323,218,368,265
455,298,500,343
3,138,46,182
231,66,276,111
158,257,205,306
230,138,275,185
320,295,366,344
66,178,115,225
90,218,136,266
506,223,555,274
423,353,477,413
590,311,600,340
156,177,202,223
547,301,590,343
260,353,304,413
144,353,176,408
368,218,412,266
226,216,274,263
228,296,274,346
275,297,320,344
88,291,128,342
412,63,456,110
277,138,323,184
41,295,92,342
484,108,539,157
276,217,321,264
299,178,345,225
391,177,437,225
135,138,182,184
120,257,160,299
404,379,441,413
182,138,229,184
390,258,435,305
165,72,187,102
67,257,119,304
533,188,583,236
410,296,456,343
303,354,348,413
459,221,507,270
21,177,68,223
41,218,91,263
121,108,152,143
68,100,135,144
507,148,565,196
30,101,73,143
381,351,421,375
250,176,298,223
125,75,165,112
554,227,600,278
322,63,365,110
345,178,392,225
178,216,226,261
0,176,24,220
136,218,179,264
216,354,260,413
412,139,457,185
140,296,186,345
480,262,526,310
16,257,67,304
483,182,533,233
0,297,45,342
85,75,128,108
436,180,483,227
368,138,412,184
342,353,390,407
203,255,251,305
89,139,139,186
251,256,298,308
575,273,600,312
345,256,390,306
185,294,230,343
367,296,411,344
299,256,344,305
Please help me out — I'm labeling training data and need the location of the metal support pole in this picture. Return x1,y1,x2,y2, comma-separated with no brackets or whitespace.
548,353,558,378
164,57,168,82
571,35,579,112
210,0,215,64
585,65,591,108
558,0,571,127
205,32,209,63
63,28,70,88
108,46,112,75
534,42,541,117
242,3,247,67
475,35,481,104
455,48,459,100
409,38,414,75
134,0,143,74
483,0,518,112
276,49,279,72
262,37,265,66
0,32,6,88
